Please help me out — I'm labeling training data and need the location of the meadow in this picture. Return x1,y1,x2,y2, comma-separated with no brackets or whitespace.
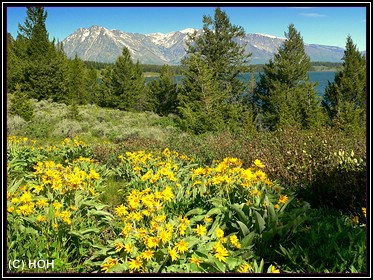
6,99,367,273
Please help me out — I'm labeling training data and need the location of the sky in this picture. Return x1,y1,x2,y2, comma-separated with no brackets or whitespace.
5,4,367,51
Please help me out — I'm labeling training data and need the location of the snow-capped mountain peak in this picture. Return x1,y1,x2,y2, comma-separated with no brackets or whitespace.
179,28,197,34
61,25,347,65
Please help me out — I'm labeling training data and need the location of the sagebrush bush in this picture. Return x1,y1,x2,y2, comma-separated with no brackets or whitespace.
7,115,27,135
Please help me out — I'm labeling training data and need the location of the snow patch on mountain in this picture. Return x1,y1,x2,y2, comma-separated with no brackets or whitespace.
62,25,347,65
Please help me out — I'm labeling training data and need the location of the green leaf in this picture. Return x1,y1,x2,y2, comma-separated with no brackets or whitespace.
208,197,226,208
190,214,207,224
88,209,114,219
185,208,205,217
68,231,85,240
207,215,221,237
206,207,222,216
79,228,100,235
108,263,128,272
254,211,266,233
226,257,239,271
236,220,250,236
184,236,200,249
240,231,256,248
212,257,226,272
267,202,277,224
229,203,249,224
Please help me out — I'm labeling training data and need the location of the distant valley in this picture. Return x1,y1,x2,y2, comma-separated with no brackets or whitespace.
62,25,362,65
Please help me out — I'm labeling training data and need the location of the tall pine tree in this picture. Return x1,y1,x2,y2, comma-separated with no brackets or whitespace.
148,64,178,116
254,24,323,130
322,35,366,133
100,47,146,111
17,7,68,102
179,7,252,133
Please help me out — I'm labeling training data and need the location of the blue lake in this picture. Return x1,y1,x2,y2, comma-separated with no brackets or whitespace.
146,71,337,96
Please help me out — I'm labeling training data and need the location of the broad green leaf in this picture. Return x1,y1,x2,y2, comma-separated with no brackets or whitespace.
69,231,85,240
267,202,277,224
212,257,226,272
208,197,226,208
254,211,266,233
236,220,250,236
240,231,256,248
108,263,128,272
226,257,239,270
190,214,207,224
206,207,222,216
78,228,100,235
229,203,249,224
207,215,221,236
88,209,114,219
185,208,205,217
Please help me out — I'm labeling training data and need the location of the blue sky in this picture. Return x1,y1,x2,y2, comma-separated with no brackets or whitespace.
6,5,367,50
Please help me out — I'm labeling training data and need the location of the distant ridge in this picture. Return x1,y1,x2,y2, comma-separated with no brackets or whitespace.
62,25,353,65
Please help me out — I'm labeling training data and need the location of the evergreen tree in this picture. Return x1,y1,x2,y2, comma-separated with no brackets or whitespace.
17,7,68,101
7,33,25,93
179,7,252,133
322,35,366,132
86,67,99,104
67,54,89,105
178,53,226,133
100,47,146,111
185,7,251,97
148,64,178,116
254,24,323,130
8,84,34,121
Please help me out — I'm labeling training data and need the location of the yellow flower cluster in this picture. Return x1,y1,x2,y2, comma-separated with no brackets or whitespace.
118,148,192,181
8,158,102,231
61,136,87,148
192,157,272,189
8,135,33,145
33,160,100,194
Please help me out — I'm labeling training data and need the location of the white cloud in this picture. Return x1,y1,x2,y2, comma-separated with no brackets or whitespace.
300,12,327,18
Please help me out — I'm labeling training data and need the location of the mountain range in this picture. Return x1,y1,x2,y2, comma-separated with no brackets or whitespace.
61,25,353,65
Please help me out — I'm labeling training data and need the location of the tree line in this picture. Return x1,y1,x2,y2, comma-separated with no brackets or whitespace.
83,61,342,74
7,7,366,136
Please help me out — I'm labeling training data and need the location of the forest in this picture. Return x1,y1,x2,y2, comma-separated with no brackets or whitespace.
6,7,367,274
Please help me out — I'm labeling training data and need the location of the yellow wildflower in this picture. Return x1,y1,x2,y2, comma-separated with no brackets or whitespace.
216,228,225,239
115,204,128,217
36,215,46,222
189,256,202,267
141,250,154,261
278,195,288,204
53,201,63,210
162,186,174,201
101,257,119,273
169,247,179,262
88,169,100,180
214,245,229,262
254,159,265,168
238,263,251,273
124,243,133,254
19,192,32,204
229,234,241,249
194,224,207,236
175,240,189,254
271,265,280,273
114,241,124,252
36,198,49,208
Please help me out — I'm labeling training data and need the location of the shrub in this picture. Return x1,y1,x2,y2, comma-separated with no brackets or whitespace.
8,84,34,122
